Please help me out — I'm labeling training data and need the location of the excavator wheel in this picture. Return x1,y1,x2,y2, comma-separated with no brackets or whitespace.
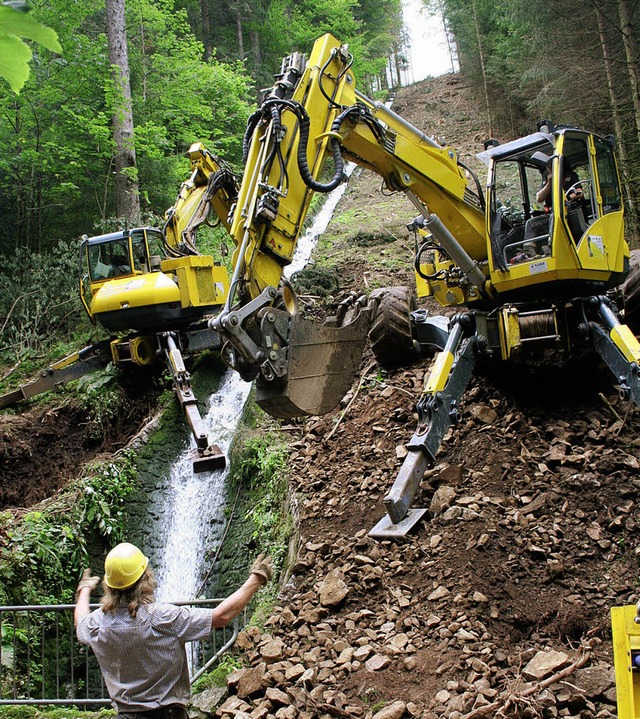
368,286,419,370
623,249,640,335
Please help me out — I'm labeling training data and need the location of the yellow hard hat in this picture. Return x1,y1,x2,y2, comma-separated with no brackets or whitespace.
104,542,148,589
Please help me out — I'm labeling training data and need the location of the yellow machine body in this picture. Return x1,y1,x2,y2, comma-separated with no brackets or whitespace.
612,605,640,719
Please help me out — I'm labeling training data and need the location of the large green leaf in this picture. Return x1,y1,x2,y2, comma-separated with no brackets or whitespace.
0,6,61,52
0,5,61,92
0,32,30,92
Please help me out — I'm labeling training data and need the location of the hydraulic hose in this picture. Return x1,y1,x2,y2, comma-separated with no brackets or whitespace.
296,105,363,193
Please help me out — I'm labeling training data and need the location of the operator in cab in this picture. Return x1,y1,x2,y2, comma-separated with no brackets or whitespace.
536,158,584,209
74,542,273,719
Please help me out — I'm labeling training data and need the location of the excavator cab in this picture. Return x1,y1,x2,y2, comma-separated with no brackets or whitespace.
82,228,162,283
79,226,229,334
482,125,627,293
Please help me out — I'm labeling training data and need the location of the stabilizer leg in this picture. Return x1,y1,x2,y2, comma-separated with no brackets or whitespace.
590,297,640,406
369,314,477,539
0,343,108,409
163,333,226,473
611,604,640,719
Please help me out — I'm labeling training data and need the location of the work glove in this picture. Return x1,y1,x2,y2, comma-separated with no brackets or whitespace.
250,554,273,585
75,568,100,599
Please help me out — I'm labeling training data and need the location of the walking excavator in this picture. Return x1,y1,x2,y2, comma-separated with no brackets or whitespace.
2,34,640,539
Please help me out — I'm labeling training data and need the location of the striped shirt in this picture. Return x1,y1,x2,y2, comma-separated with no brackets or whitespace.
76,602,213,712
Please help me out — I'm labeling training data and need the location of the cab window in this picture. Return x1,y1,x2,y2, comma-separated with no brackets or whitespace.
87,238,132,280
130,230,149,273
491,159,552,267
560,137,596,241
594,138,622,214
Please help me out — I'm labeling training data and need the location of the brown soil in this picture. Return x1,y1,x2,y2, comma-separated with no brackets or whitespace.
0,388,156,510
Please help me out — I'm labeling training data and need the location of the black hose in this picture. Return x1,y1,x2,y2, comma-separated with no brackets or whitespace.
296,105,363,193
458,158,485,211
297,115,345,193
242,110,263,163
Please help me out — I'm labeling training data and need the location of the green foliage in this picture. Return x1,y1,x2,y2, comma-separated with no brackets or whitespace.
0,710,112,719
236,434,290,566
77,366,129,442
0,239,91,359
0,0,253,256
0,3,61,93
191,653,243,692
0,453,137,605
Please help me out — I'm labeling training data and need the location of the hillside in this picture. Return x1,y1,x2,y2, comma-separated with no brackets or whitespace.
203,77,640,719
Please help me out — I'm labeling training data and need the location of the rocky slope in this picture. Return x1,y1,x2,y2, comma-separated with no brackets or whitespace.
196,76,640,719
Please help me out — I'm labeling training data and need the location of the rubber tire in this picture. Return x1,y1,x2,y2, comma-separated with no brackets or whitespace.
368,286,419,369
623,249,640,335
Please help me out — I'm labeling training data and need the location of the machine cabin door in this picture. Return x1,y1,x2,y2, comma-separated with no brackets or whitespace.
557,133,623,273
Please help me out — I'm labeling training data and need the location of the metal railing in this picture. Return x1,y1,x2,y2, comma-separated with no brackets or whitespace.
0,600,241,706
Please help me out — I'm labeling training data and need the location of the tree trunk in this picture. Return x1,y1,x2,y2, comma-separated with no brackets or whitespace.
393,44,403,87
250,28,261,68
617,0,640,140
442,15,457,73
200,0,212,61
105,0,140,224
596,5,637,225
471,0,493,137
236,11,244,59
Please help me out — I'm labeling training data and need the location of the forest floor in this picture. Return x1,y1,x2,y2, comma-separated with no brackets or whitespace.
1,74,640,719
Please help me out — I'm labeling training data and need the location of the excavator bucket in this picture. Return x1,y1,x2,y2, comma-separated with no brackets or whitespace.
255,303,375,419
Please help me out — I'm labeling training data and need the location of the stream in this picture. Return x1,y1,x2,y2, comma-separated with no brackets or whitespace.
155,165,356,601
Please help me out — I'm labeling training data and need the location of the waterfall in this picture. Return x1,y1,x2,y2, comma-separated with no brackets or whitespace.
155,163,356,600
155,371,251,602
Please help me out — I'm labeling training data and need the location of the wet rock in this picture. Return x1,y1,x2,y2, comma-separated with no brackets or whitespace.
469,404,497,424
430,486,457,516
260,639,286,663
428,586,451,601
216,695,252,716
265,687,290,706
575,665,615,698
318,570,349,607
365,654,391,671
230,664,267,699
191,685,228,714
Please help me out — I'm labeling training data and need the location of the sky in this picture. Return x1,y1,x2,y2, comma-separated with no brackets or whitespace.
401,0,457,83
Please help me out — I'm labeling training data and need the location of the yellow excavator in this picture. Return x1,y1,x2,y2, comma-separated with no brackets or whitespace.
1,147,241,472
191,34,640,538
2,34,640,521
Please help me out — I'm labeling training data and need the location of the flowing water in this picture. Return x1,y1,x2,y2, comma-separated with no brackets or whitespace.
155,164,356,600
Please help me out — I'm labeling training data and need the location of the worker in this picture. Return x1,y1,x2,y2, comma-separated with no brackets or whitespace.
74,542,273,719
536,158,583,209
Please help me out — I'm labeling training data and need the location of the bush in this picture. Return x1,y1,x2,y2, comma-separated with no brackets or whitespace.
0,241,90,358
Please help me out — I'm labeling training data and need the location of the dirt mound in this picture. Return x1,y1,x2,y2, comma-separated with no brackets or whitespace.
0,391,156,510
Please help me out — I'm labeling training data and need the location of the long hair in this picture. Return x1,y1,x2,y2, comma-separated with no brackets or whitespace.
100,567,157,618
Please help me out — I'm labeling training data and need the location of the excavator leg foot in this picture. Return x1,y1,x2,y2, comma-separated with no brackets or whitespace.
368,508,428,540
191,444,226,473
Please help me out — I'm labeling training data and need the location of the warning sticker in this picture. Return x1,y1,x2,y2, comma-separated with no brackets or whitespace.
529,261,548,275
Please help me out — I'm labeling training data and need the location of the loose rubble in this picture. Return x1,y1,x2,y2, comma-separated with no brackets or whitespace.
194,353,636,719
